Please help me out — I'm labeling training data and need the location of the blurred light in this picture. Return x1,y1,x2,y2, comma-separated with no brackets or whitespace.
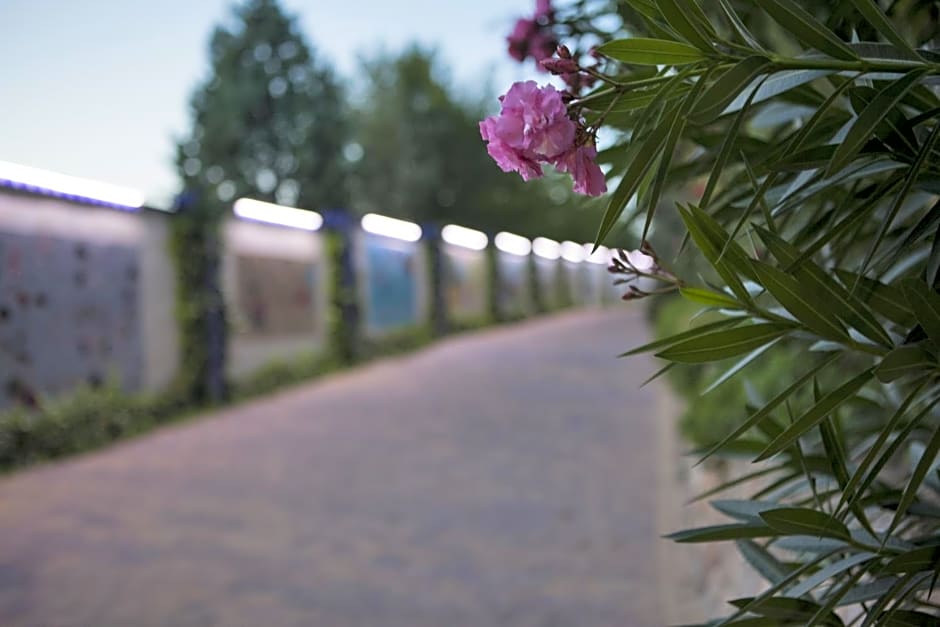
233,198,323,231
494,231,532,256
583,243,612,265
532,237,561,260
441,224,488,250
561,241,586,263
0,160,145,209
361,213,422,242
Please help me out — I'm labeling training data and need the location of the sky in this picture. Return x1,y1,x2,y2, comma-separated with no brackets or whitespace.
0,0,540,208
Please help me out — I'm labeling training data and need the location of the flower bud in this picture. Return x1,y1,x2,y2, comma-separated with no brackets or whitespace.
540,57,580,75
556,44,572,59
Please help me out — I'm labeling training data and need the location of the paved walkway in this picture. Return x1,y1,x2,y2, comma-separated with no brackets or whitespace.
0,307,663,627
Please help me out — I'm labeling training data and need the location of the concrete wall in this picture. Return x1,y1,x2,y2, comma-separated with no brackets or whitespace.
356,231,429,336
222,217,327,380
534,256,560,308
0,189,178,405
0,187,619,406
497,251,531,315
442,244,487,321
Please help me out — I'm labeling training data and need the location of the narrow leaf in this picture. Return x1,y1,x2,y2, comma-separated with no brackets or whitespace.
846,0,920,60
754,0,858,61
667,522,778,543
680,287,742,309
756,369,874,461
887,424,940,538
655,323,791,363
875,344,936,382
597,38,704,65
752,261,849,341
826,69,928,176
697,354,839,464
902,278,940,344
760,507,851,540
691,56,771,124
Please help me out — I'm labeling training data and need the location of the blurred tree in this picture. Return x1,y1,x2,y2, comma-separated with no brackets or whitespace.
177,0,348,210
350,46,604,242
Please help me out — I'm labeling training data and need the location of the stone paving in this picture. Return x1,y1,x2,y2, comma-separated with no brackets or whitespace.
0,307,663,627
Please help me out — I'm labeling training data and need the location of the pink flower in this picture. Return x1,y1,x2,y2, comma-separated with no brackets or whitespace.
535,0,553,20
507,18,538,62
479,81,576,181
507,18,557,67
554,143,607,197
480,117,543,181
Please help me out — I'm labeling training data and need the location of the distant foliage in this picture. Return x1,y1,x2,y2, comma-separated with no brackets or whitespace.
177,0,349,211
499,0,940,622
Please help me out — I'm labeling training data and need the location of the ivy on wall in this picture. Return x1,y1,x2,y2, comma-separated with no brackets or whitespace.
167,190,228,405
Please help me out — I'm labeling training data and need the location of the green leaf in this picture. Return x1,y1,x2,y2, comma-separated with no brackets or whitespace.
619,316,742,357
752,261,849,341
855,119,940,279
691,56,771,124
667,522,778,543
826,69,928,176
882,546,940,574
596,38,704,65
729,596,844,626
697,355,839,465
717,0,764,51
786,553,876,598
760,507,851,540
755,369,874,461
656,0,716,52
875,344,936,382
902,278,940,345
774,145,839,171
753,0,858,61
701,339,780,395
699,70,765,209
712,499,782,523
679,287,742,309
593,103,678,247
679,204,757,301
757,229,892,347
836,384,928,518
655,323,791,363
642,66,712,240
835,270,914,328
581,85,689,114
887,424,940,539
736,539,793,584
880,610,940,626
846,0,920,60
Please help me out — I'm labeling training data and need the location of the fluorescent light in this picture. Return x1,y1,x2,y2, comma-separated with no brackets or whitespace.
494,231,531,256
0,160,144,209
441,224,488,250
583,243,612,265
361,213,422,242
233,198,322,231
561,240,585,263
532,237,561,260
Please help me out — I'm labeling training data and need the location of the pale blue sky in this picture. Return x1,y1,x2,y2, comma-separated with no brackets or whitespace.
0,0,539,207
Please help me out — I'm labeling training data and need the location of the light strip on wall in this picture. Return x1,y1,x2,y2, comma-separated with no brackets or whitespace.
0,160,145,209
361,213,422,242
561,240,586,263
494,231,532,256
532,237,561,260
441,224,488,250
583,243,611,265
233,198,323,231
